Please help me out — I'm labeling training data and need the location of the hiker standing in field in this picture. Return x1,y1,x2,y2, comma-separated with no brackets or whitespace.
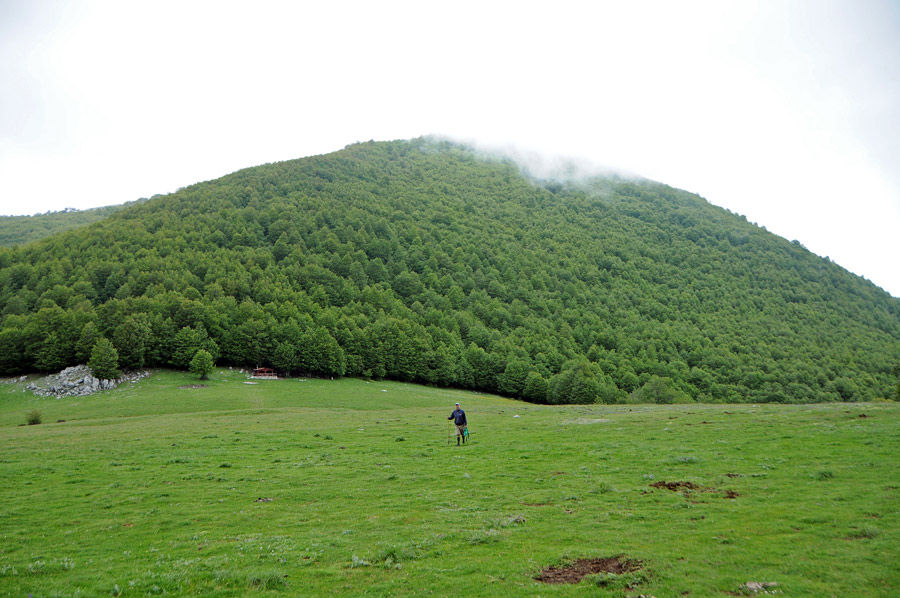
448,402,467,446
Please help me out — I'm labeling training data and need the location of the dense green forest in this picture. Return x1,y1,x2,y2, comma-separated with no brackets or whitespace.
1,138,898,403
0,200,144,247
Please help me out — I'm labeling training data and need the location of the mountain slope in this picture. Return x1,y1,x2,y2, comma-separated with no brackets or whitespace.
0,138,897,402
0,200,144,247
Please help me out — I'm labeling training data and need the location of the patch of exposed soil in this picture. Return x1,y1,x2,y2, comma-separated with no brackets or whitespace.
650,481,702,492
254,497,273,503
858,413,869,418
179,384,208,389
725,473,742,478
536,556,642,584
650,480,739,498
522,502,554,507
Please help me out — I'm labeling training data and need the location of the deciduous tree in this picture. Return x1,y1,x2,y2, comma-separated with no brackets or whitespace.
89,338,121,380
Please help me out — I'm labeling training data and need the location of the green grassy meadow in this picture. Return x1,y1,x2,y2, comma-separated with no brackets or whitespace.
1,370,898,597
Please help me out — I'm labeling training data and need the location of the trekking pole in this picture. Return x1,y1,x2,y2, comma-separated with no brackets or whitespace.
447,418,451,445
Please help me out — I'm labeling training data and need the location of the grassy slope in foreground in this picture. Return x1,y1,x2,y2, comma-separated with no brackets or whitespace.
1,371,898,597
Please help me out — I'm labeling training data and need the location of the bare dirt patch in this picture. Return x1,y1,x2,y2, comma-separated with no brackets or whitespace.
650,480,702,492
179,384,208,389
536,556,642,584
522,502,554,507
650,480,739,498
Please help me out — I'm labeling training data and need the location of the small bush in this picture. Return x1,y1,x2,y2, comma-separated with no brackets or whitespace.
382,543,420,564
246,572,287,590
591,481,614,494
593,570,648,589
467,529,500,545
26,410,42,425
849,526,880,539
488,514,526,528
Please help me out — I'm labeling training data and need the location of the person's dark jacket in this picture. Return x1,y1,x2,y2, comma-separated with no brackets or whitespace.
448,408,467,426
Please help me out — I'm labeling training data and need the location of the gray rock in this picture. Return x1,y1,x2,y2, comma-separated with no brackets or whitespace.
742,582,779,593
25,366,150,398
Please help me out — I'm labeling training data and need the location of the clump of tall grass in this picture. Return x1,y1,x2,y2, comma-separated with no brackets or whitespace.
848,526,880,539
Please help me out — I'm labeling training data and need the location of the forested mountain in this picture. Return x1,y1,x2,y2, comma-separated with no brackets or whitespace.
1,138,897,403
0,200,143,247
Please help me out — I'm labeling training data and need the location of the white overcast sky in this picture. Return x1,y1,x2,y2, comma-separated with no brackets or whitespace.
1,1,899,297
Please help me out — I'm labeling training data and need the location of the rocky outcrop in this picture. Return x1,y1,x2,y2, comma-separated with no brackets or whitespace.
26,365,149,397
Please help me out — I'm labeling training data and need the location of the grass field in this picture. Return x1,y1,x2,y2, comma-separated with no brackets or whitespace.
1,370,898,597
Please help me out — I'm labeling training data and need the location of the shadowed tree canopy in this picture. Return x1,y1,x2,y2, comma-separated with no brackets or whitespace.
0,138,897,404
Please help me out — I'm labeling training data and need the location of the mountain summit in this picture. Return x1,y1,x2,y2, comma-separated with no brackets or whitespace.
1,138,897,402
